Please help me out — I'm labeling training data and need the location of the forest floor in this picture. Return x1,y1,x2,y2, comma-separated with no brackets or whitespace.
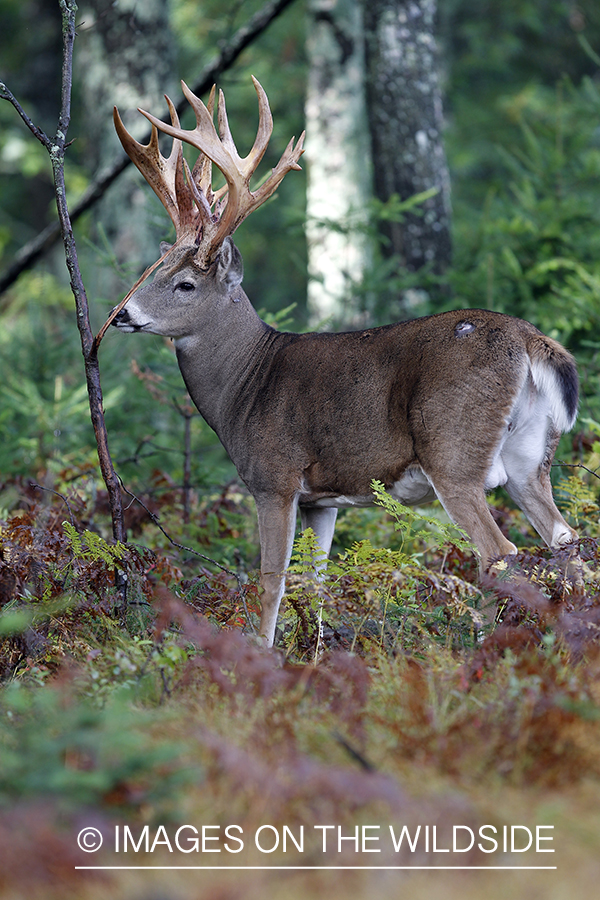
1,471,600,899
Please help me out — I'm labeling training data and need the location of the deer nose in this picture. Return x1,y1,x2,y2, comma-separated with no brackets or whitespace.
111,307,131,326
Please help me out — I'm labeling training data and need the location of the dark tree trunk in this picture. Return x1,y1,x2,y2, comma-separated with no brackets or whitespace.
363,0,452,276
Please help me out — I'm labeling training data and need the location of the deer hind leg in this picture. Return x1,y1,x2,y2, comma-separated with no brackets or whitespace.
502,425,577,550
424,480,517,627
255,494,299,647
428,480,518,570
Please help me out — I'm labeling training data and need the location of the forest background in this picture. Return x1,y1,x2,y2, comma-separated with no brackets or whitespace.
2,1,600,899
3,0,600,489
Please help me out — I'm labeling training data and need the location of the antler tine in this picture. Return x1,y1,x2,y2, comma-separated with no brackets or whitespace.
215,87,240,169
208,78,304,246
138,81,256,254
163,94,198,231
124,77,305,264
113,103,185,232
189,85,217,203
245,75,274,173
169,81,234,176
211,128,306,246
214,77,273,178
249,131,306,208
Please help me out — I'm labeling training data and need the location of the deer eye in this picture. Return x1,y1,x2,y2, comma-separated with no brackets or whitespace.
176,281,195,292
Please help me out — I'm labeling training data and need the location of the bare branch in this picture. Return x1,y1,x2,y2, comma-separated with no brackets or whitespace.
0,0,301,295
44,0,127,557
30,482,77,528
0,81,52,149
555,460,600,481
123,482,240,579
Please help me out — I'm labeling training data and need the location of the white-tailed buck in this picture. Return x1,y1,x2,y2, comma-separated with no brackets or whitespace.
112,78,578,646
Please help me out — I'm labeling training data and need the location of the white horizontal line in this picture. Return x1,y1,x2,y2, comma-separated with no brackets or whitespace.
75,865,558,871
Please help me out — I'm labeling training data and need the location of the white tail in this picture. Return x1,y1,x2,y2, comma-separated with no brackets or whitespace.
112,78,578,646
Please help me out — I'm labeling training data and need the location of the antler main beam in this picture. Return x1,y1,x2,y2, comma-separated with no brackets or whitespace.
114,77,305,266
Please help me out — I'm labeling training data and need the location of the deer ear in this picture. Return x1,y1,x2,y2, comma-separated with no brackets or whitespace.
217,236,244,289
160,241,173,256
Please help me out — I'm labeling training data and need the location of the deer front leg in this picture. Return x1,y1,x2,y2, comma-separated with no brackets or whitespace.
255,494,299,647
299,506,338,657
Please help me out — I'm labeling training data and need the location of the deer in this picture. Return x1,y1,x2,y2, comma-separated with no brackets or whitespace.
111,77,579,647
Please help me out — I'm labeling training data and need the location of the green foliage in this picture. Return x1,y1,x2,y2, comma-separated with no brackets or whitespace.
82,630,195,705
555,472,600,536
443,0,600,194
311,190,449,322
62,521,126,567
451,77,600,320
0,281,98,473
0,271,233,487
444,76,600,428
370,479,472,554
283,482,481,660
0,681,194,812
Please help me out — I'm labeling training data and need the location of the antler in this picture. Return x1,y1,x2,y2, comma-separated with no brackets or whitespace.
113,77,305,267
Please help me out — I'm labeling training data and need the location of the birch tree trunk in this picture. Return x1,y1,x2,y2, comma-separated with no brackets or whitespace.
305,0,372,326
363,0,452,278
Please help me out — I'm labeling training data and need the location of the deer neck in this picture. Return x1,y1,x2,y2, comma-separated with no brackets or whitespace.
173,289,277,436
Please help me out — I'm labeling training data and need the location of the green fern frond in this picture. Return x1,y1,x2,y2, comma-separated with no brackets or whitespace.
63,521,127,566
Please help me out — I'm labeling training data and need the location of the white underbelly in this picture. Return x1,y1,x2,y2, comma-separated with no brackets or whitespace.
305,466,435,509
